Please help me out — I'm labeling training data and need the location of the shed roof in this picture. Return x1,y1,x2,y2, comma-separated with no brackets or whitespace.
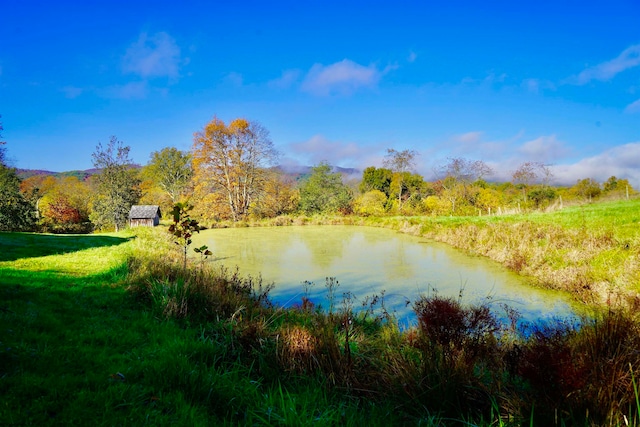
129,205,162,219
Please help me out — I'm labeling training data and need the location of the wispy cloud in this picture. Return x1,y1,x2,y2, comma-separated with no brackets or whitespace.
61,86,84,99
407,51,418,63
460,72,508,87
625,98,640,113
517,135,571,164
98,81,148,99
268,69,301,89
122,32,182,79
454,131,483,144
438,130,516,161
223,72,244,87
287,134,383,168
571,44,640,85
521,78,555,94
301,59,391,96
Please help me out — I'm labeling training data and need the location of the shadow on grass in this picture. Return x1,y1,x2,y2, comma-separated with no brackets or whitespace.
0,262,180,425
0,232,131,262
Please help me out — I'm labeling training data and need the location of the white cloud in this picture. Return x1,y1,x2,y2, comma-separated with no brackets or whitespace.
99,81,148,99
517,135,570,164
439,131,516,160
61,86,83,99
301,59,387,96
408,51,417,63
551,142,640,187
625,98,640,113
572,44,640,85
522,78,540,94
268,69,301,89
454,131,483,144
288,134,383,168
485,72,507,84
521,78,556,94
122,32,182,79
223,72,244,87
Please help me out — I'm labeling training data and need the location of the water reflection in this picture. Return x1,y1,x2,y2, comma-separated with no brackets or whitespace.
192,225,578,325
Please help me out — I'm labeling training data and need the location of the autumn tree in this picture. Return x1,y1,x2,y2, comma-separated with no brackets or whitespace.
528,187,557,209
298,162,353,215
353,190,387,216
571,178,601,202
603,176,635,199
436,157,493,214
90,136,141,231
442,157,493,184
35,176,92,232
0,121,36,231
192,117,277,221
143,147,192,203
250,169,299,218
44,197,82,225
20,175,58,219
0,115,6,166
359,166,393,197
382,148,418,207
0,166,36,231
512,161,548,202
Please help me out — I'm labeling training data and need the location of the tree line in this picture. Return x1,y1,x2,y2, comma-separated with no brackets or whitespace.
0,116,636,232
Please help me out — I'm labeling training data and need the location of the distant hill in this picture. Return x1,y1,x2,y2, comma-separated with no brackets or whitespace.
276,165,360,180
16,168,99,181
17,165,361,181
16,166,139,181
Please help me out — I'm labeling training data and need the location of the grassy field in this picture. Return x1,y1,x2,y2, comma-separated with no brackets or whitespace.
2,200,640,426
0,229,402,426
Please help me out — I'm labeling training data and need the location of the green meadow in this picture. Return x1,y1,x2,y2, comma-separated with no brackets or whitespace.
2,200,640,426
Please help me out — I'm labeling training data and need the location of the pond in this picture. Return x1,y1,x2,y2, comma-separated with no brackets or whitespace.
192,225,579,326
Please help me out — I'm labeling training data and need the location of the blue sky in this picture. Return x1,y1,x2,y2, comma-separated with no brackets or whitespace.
1,0,639,186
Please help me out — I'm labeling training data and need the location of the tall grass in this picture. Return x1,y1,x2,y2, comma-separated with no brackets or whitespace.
354,198,640,308
123,230,640,425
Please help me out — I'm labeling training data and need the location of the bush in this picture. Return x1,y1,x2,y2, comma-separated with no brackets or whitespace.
40,221,94,234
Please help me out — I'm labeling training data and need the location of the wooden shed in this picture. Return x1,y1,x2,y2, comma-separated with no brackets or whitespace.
128,205,162,227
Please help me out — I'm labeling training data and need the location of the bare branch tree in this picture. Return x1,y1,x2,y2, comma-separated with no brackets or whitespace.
441,157,493,183
382,148,418,207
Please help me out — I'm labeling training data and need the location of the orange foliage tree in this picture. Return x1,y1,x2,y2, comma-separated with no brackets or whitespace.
192,117,277,221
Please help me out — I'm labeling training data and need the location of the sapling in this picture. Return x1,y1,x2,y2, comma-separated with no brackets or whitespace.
168,202,211,270
194,245,213,270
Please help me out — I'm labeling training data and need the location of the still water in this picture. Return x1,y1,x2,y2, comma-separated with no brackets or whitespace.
192,225,578,325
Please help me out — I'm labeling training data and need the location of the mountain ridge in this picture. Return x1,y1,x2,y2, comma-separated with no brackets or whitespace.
16,165,361,181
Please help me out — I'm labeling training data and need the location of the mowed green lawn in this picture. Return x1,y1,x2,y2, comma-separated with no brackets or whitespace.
0,230,395,426
0,231,224,426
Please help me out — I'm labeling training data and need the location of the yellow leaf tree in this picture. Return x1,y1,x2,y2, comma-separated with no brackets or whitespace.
192,117,277,221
